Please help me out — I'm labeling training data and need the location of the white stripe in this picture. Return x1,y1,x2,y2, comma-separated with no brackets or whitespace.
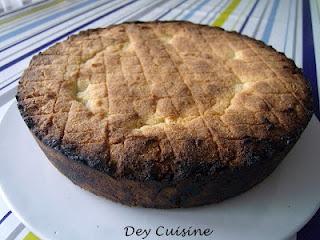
310,0,320,108
284,0,297,59
232,0,256,31
16,227,29,240
201,0,221,13
0,0,195,92
0,0,72,34
133,0,197,24
255,0,274,40
0,82,18,107
0,72,22,89
180,0,218,23
181,0,212,23
267,0,290,51
77,0,155,29
138,0,184,21
164,0,199,21
0,0,50,18
294,0,302,67
136,0,189,21
222,0,251,30
0,0,127,62
241,0,269,37
0,0,113,49
0,213,20,240
0,200,10,220
115,0,165,22
0,0,155,88
200,0,229,24
5,223,24,240
0,1,122,87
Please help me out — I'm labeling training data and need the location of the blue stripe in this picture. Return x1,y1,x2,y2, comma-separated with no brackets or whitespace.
124,0,169,21
261,0,280,43
0,0,116,54
0,0,95,42
0,0,138,73
303,0,320,119
0,211,12,225
175,0,200,19
283,0,294,51
239,0,259,33
157,0,190,20
0,70,22,86
206,0,230,23
0,0,192,89
1,0,166,60
200,0,224,23
180,0,208,20
0,1,73,35
0,77,20,91
252,1,268,38
0,0,189,89
5,223,25,240
292,0,298,60
0,0,48,19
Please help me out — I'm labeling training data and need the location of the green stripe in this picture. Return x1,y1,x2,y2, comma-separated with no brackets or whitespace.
231,0,253,30
23,232,40,240
0,0,64,26
211,0,241,26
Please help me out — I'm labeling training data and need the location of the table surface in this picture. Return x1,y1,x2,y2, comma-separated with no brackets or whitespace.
0,0,319,239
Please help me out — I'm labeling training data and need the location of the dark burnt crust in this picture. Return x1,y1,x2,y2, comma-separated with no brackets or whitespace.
34,129,300,208
16,21,314,207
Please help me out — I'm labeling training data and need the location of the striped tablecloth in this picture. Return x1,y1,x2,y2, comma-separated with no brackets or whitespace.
0,0,319,239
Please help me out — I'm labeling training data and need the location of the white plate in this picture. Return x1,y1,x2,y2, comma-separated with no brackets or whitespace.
1,102,320,240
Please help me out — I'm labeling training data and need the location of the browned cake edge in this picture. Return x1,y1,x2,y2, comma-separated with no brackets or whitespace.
16,21,314,208
34,131,300,208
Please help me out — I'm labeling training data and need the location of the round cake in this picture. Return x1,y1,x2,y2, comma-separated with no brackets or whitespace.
17,21,313,208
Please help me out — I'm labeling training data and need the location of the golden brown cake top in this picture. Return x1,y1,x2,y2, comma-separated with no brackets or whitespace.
17,21,313,181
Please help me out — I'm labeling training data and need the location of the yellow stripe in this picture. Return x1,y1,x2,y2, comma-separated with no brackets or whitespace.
0,0,64,26
23,232,40,240
211,0,242,27
231,0,253,30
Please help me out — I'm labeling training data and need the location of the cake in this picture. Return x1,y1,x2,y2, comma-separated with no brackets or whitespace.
16,21,313,208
